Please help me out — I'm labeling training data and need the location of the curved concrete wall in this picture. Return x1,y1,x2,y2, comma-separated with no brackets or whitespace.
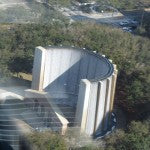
32,46,113,95
31,46,117,136
75,70,117,136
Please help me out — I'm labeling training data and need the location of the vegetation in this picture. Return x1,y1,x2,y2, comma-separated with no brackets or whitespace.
71,146,104,150
96,0,150,10
47,0,71,6
0,1,68,23
135,11,150,38
105,121,150,150
27,131,67,150
26,120,150,150
27,131,102,150
46,0,150,10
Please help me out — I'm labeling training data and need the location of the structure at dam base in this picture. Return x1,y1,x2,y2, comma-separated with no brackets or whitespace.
27,46,118,137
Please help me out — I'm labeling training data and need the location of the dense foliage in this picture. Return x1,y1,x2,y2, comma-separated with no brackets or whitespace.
105,121,150,150
27,132,67,150
136,11,150,38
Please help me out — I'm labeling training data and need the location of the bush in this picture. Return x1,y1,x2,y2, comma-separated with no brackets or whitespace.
27,131,67,150
105,121,150,150
71,145,104,150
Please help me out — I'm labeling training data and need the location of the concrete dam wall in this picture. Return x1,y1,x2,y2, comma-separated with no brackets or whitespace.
30,46,118,136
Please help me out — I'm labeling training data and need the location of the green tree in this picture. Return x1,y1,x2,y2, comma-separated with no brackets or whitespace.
27,131,67,150
105,121,150,150
118,121,150,150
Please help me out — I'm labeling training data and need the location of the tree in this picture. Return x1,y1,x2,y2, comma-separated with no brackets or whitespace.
8,55,33,76
118,121,150,150
0,63,11,83
105,121,150,150
27,131,67,150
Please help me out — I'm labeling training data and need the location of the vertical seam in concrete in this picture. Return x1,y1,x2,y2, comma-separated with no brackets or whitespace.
94,81,101,132
101,79,109,131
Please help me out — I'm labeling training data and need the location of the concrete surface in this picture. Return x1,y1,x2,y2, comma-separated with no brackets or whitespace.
31,46,117,136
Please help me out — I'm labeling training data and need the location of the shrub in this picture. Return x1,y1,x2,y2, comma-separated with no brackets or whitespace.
27,131,67,150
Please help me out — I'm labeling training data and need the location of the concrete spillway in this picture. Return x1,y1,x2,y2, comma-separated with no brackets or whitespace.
31,46,117,136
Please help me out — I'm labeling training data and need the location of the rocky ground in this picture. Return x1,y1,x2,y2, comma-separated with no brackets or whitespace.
0,0,66,23
0,0,138,29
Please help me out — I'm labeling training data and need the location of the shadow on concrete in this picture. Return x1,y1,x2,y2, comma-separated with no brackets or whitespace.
44,54,112,100
93,111,117,138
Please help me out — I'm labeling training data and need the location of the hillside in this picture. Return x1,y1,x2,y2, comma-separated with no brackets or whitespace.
0,0,68,23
